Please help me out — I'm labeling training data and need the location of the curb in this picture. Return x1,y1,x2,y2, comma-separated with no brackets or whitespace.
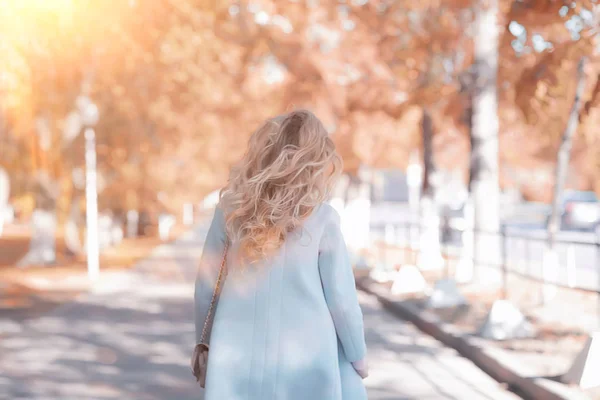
357,277,591,400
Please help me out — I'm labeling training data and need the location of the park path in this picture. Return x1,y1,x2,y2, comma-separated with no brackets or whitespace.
0,219,519,400
361,291,519,399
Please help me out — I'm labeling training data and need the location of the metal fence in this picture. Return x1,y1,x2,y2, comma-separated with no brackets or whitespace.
370,219,600,323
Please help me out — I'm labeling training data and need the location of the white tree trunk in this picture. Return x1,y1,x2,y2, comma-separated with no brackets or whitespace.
0,167,9,237
19,173,59,267
341,172,371,255
18,209,57,266
64,196,83,256
456,197,475,282
543,58,587,304
547,58,587,248
183,203,194,226
98,213,113,251
470,0,501,285
406,151,422,257
330,173,350,216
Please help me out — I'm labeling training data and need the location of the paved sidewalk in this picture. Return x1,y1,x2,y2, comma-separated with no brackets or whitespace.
0,223,519,400
361,291,519,399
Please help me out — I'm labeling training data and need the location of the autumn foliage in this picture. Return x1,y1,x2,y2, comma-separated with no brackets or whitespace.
0,0,599,217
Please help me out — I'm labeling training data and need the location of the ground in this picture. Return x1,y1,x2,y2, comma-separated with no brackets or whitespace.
0,220,520,400
368,235,600,384
361,292,518,399
0,221,185,319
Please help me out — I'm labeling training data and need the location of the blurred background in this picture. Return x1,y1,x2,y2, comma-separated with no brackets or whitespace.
1,0,600,399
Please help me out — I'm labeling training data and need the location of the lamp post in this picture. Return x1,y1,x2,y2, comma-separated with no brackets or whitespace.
78,96,100,281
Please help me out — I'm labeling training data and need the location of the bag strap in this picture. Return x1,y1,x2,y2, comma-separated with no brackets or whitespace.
199,237,230,344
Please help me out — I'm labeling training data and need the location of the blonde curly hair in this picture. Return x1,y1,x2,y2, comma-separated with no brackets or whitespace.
219,109,342,264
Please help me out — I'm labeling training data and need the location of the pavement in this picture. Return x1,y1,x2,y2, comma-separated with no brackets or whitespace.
361,292,519,400
0,220,520,400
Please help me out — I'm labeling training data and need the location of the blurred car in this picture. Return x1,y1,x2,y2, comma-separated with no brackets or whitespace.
557,191,600,232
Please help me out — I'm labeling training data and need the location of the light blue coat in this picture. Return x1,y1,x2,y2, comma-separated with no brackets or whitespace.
194,203,368,400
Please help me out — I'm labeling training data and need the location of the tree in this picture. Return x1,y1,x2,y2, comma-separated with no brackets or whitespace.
0,167,9,237
418,108,445,269
547,57,588,248
499,1,599,201
2,0,600,266
469,0,501,281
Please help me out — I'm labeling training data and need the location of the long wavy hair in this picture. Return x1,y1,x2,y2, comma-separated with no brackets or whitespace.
219,109,342,264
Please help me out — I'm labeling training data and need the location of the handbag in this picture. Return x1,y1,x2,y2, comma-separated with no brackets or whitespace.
191,238,230,388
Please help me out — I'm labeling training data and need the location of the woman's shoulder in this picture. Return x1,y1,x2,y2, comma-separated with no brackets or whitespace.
312,203,341,226
212,204,226,222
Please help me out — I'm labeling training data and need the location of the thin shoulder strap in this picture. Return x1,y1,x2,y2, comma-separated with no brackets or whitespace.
199,237,229,344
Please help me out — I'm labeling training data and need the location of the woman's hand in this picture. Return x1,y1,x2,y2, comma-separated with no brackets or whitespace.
351,358,369,379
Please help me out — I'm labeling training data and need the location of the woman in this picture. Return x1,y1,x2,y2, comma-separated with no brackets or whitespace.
194,109,368,400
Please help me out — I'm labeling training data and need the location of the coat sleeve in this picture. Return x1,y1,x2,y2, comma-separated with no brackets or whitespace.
318,208,367,362
194,206,227,344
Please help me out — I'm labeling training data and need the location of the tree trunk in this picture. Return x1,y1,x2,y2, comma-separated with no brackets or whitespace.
330,173,350,215
470,0,501,283
18,173,59,266
343,171,371,254
421,109,436,201
64,194,83,256
418,109,444,271
0,167,9,237
547,58,587,248
406,151,422,260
